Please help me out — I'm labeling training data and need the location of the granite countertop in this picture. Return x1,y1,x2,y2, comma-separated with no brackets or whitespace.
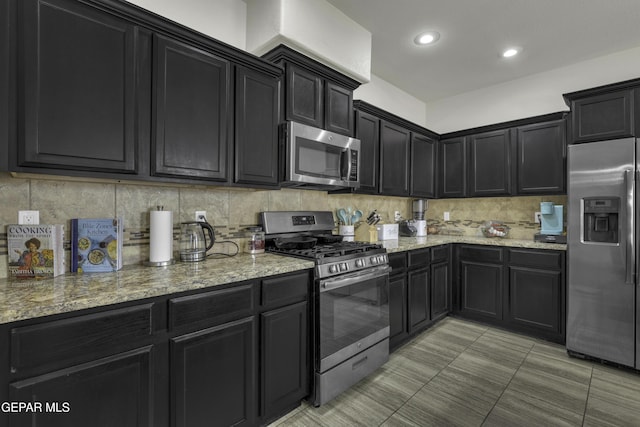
0,236,565,326
0,253,314,325
381,235,567,253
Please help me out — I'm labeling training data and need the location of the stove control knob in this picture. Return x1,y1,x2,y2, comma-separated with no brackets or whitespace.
355,259,365,268
378,255,386,264
329,264,339,274
340,263,348,271
370,256,378,265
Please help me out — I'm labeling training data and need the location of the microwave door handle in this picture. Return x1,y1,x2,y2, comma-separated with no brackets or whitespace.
341,149,353,180
625,169,635,285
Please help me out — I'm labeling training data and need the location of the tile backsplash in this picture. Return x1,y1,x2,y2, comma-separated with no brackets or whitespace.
0,172,567,279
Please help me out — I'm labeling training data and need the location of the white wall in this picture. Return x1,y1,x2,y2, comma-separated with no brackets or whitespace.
354,74,427,128
125,0,247,49
245,0,371,83
424,46,640,134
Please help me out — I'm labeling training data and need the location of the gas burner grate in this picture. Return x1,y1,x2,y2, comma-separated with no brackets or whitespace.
266,241,383,260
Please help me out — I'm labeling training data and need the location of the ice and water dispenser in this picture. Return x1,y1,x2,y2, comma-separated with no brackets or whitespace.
583,197,619,244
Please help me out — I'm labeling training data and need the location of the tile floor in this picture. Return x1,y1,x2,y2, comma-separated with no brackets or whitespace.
270,317,640,426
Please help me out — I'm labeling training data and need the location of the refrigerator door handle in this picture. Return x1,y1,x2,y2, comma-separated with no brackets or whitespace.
625,169,635,285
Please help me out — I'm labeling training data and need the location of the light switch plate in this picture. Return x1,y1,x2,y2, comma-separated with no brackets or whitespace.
444,212,450,221
18,210,40,225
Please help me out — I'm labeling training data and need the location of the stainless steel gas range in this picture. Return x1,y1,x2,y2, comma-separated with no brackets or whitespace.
260,211,390,406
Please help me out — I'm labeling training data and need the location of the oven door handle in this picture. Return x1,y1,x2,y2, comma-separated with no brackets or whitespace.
320,265,391,292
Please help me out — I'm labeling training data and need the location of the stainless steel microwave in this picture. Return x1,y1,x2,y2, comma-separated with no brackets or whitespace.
282,121,360,189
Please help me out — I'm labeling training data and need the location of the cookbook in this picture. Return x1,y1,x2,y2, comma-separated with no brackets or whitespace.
6,224,65,279
71,218,123,273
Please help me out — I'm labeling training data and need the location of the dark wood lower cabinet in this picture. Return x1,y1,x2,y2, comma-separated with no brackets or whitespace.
430,261,450,321
9,346,154,427
2,271,312,427
456,245,566,343
389,273,408,350
407,267,430,333
261,301,308,422
459,260,504,322
171,316,256,427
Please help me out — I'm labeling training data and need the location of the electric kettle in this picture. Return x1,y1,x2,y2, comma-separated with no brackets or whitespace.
179,221,215,262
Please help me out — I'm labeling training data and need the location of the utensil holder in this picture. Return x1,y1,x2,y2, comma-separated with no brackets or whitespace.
355,224,378,243
339,225,354,236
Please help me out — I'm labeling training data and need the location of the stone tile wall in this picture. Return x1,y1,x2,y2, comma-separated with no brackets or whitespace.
0,172,567,278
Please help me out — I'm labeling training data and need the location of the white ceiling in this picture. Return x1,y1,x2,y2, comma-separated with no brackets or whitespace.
325,0,640,103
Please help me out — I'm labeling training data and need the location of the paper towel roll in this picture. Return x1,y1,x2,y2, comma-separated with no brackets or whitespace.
149,210,173,263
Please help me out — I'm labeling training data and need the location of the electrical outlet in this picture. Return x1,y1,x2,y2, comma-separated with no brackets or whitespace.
195,211,207,222
19,210,40,225
535,211,542,224
444,211,450,221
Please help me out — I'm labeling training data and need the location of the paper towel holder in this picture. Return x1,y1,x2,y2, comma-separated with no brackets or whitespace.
144,206,176,267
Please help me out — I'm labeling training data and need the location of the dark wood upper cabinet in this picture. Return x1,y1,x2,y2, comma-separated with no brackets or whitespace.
263,45,359,136
468,129,511,197
515,119,566,194
438,137,467,198
354,109,380,194
286,64,323,129
411,133,437,198
379,121,411,196
234,66,281,187
325,82,354,135
17,0,143,174
152,35,230,181
567,88,635,143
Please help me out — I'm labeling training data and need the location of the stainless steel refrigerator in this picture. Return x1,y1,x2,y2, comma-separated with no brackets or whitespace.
567,137,639,368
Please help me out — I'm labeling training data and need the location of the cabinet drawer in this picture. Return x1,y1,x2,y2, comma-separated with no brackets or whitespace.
458,245,504,263
430,245,450,263
408,248,430,269
169,283,256,331
261,271,310,308
388,252,407,273
11,303,155,375
508,249,563,270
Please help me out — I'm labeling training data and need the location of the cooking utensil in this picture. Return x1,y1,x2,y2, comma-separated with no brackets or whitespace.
351,209,363,225
337,209,349,225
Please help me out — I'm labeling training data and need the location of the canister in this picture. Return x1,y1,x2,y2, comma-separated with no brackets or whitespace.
245,227,265,254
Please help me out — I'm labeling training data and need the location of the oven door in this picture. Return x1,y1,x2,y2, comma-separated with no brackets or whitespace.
286,121,360,188
318,265,390,373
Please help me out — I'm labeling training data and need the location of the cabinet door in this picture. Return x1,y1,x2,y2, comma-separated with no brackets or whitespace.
468,129,511,196
286,64,323,128
431,261,450,321
0,0,9,172
411,133,437,198
571,89,634,143
460,261,504,322
9,347,154,427
380,121,410,196
18,0,140,173
439,137,466,198
261,301,308,422
516,120,566,194
508,266,562,338
171,317,256,427
407,267,430,333
152,35,230,181
235,66,280,186
389,274,408,351
324,82,354,136
355,110,380,193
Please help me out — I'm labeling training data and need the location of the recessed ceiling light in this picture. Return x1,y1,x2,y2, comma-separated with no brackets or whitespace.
501,48,520,58
414,31,440,46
